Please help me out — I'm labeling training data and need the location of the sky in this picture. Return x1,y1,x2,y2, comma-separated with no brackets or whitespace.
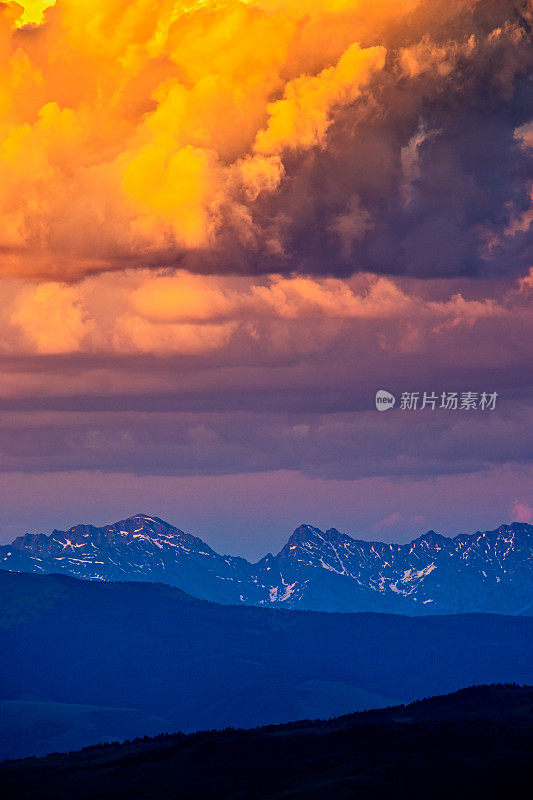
0,0,532,557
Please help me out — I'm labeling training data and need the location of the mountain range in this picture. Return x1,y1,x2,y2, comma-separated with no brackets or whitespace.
4,685,533,800
3,684,532,800
1,513,532,614
1,570,532,760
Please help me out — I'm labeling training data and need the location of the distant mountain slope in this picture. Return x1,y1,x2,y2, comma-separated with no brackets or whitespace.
0,514,255,605
2,684,532,800
2,513,533,614
0,571,532,760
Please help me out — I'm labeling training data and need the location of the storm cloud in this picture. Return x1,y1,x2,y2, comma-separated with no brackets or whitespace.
0,0,531,281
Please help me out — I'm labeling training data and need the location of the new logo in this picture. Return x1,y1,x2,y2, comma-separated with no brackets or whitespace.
375,390,396,411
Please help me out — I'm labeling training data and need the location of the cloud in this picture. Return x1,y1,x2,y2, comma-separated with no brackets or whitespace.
0,268,521,355
1,400,532,479
129,273,239,322
0,1,531,498
253,11,533,280
511,500,533,523
373,512,402,530
113,315,237,355
10,282,96,353
0,0,530,281
14,2,55,27
0,259,530,482
252,42,386,156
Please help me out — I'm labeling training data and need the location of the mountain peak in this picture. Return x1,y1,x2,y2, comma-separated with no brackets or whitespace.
285,524,328,548
118,513,169,528
502,522,532,534
411,530,448,547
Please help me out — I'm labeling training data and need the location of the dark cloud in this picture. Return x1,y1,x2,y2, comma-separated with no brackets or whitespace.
0,400,531,480
224,1,532,280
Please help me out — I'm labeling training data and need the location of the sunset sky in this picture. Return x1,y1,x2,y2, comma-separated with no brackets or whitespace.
0,0,532,556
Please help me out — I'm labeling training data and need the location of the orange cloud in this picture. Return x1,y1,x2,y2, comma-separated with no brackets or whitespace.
253,275,415,319
1,268,517,357
15,2,55,27
0,0,423,280
10,281,96,353
252,43,386,156
130,272,238,322
113,315,237,355
0,0,529,293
